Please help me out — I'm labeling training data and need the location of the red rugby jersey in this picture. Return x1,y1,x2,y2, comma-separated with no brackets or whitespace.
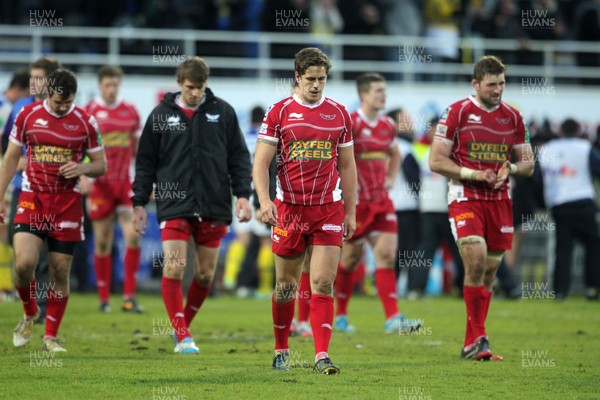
258,94,353,206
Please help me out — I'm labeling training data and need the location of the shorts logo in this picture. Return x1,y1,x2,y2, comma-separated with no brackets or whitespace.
18,201,35,210
386,213,397,222
501,225,514,233
272,234,280,242
273,226,288,237
457,220,466,228
468,142,509,162
322,224,342,232
454,212,474,222
289,140,333,160
59,221,79,229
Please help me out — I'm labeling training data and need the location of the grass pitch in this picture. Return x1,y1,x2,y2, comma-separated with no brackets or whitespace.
1,293,599,400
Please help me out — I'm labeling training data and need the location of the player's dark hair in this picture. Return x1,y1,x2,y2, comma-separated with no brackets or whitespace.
30,56,62,77
97,65,123,82
294,47,331,77
251,105,266,124
561,118,580,137
473,55,506,82
176,57,210,86
46,69,77,98
356,73,385,96
9,69,30,89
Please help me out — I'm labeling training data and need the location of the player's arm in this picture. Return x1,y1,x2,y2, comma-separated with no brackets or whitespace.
0,141,23,200
429,139,494,184
253,138,277,226
510,144,534,177
59,149,107,179
225,105,252,222
385,141,401,189
338,144,357,239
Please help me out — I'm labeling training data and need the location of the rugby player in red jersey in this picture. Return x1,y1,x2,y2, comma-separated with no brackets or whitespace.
0,69,106,352
335,73,421,334
85,66,143,313
429,56,534,360
254,47,357,374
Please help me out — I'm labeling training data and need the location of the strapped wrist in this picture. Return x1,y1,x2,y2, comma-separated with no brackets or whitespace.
509,163,518,176
460,167,477,180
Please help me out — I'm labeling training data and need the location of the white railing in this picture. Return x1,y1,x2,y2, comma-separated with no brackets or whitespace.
1,25,599,82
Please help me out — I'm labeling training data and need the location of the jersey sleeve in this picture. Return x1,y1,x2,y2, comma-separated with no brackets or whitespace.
513,111,530,148
434,106,458,146
131,104,142,138
8,107,26,147
83,115,104,153
338,106,353,148
257,104,280,144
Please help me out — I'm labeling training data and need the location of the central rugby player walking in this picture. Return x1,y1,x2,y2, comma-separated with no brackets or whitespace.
253,47,357,374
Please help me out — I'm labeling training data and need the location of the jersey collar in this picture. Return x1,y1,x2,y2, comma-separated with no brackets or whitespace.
95,96,120,109
357,108,379,128
43,99,75,118
292,94,325,108
469,95,500,113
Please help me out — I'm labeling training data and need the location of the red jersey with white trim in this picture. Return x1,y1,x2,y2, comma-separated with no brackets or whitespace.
259,94,353,205
85,98,140,183
351,109,396,203
434,95,530,202
10,100,103,193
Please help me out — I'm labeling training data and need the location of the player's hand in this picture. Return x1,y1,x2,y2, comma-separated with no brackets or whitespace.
235,197,252,223
384,176,394,190
16,157,27,172
473,169,496,186
493,160,511,190
59,162,87,179
259,200,278,226
343,213,356,240
132,205,147,235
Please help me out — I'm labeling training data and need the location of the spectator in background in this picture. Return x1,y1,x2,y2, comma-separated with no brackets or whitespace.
538,118,600,300
485,0,531,69
387,108,421,288
0,70,30,140
573,0,600,85
410,118,466,299
422,0,463,76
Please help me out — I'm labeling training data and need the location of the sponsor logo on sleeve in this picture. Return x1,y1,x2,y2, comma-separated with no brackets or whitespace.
439,107,451,123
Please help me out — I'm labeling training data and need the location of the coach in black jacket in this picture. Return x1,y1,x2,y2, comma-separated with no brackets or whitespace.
131,57,252,354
